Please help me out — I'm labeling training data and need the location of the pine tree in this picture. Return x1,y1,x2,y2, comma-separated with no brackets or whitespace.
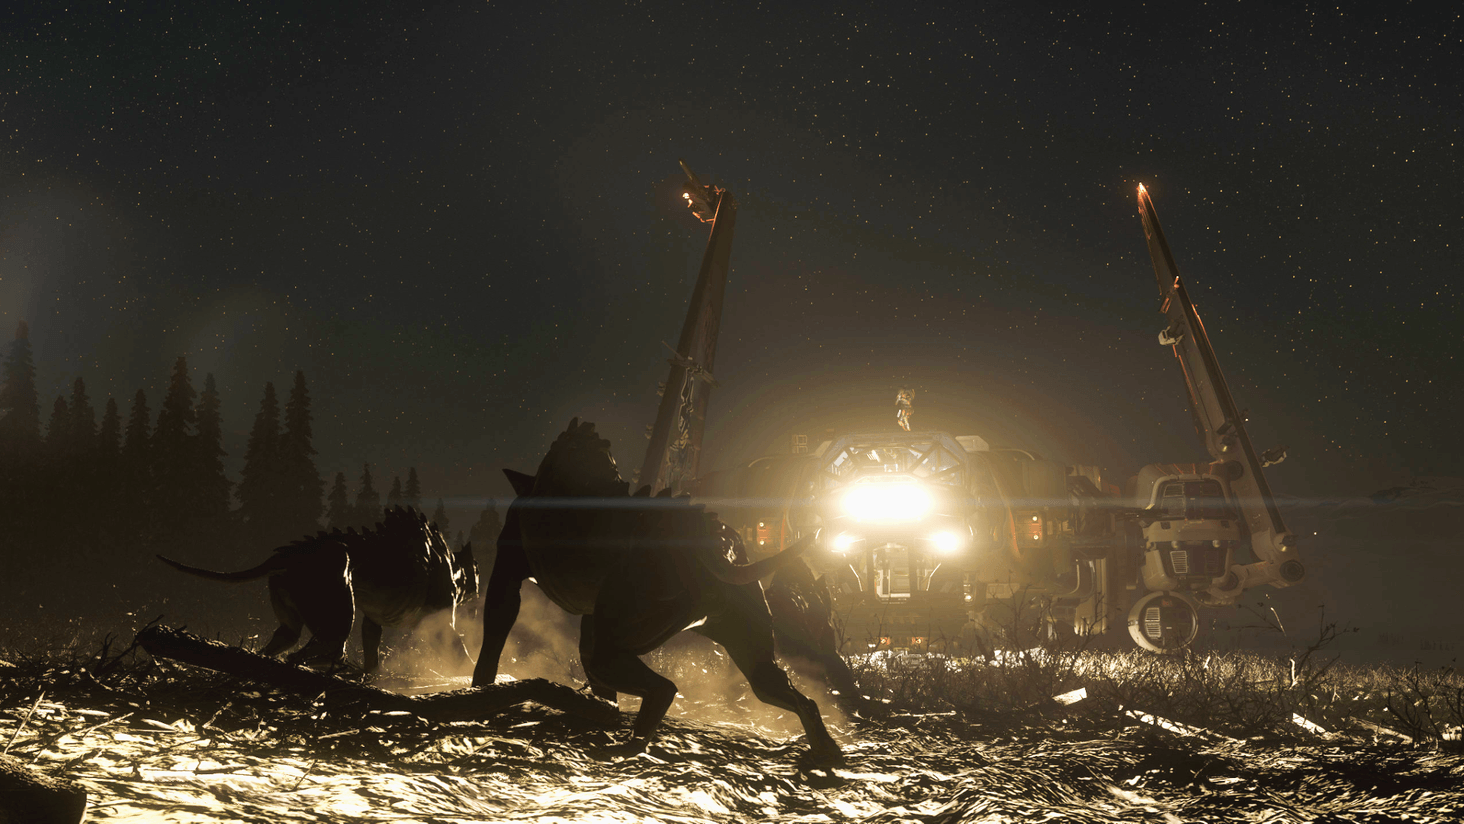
152,356,197,526
65,378,99,530
0,321,41,531
44,396,70,455
97,397,122,461
278,371,323,534
404,467,422,510
236,383,281,544
96,396,124,530
431,498,450,536
0,321,41,454
326,471,351,529
67,377,96,456
354,463,380,526
387,476,403,509
122,390,151,468
468,499,502,550
39,396,70,531
193,374,231,521
119,389,153,542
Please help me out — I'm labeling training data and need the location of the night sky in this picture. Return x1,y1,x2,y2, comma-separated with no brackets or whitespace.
3,1,1459,527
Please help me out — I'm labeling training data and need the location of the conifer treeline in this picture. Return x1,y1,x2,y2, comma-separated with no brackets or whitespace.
0,321,467,565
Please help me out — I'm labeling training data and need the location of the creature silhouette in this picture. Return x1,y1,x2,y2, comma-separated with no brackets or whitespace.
159,506,478,672
473,418,842,763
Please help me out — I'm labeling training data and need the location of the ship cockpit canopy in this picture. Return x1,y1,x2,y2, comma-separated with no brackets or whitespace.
821,433,969,490
1155,478,1232,521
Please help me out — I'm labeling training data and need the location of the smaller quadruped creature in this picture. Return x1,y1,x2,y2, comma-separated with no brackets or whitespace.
158,506,478,672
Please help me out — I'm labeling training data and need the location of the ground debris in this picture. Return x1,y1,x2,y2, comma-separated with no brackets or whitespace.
135,625,620,726
4,639,1464,821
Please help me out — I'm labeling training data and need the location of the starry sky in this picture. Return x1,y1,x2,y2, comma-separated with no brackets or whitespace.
2,0,1459,522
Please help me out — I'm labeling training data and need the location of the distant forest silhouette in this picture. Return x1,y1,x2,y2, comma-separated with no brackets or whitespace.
0,321,501,631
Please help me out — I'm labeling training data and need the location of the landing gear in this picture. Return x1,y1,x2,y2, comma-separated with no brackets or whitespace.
1127,590,1200,653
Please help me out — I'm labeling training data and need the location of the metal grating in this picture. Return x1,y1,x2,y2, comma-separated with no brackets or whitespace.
1145,607,1163,640
1170,550,1189,575
1205,550,1224,575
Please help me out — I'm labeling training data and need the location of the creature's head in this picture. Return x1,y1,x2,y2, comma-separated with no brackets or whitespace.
380,505,479,603
414,509,478,599
533,417,630,498
379,506,444,551
451,542,479,602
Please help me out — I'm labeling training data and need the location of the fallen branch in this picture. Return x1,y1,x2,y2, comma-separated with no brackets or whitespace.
136,626,618,726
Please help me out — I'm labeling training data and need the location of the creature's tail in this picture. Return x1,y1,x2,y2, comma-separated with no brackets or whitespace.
699,535,814,587
156,554,282,582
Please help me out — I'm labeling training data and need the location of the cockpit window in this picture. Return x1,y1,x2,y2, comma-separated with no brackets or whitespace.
1158,479,1230,520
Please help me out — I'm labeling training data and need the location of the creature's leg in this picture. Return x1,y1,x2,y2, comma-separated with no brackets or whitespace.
260,578,304,658
284,546,354,665
577,615,619,702
471,527,531,687
765,566,865,713
699,587,843,765
583,588,691,749
581,638,678,747
361,618,383,673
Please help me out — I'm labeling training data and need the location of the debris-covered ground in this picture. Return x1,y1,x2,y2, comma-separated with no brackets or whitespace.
4,632,1463,823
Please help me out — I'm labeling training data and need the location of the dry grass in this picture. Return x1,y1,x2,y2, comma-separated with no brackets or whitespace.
837,611,1464,750
4,609,1462,751
3,614,1464,822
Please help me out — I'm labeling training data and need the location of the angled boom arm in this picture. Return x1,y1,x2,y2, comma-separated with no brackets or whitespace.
1136,185,1305,593
637,161,739,494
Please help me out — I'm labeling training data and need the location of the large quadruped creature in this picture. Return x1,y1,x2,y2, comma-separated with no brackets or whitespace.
159,506,479,672
473,418,842,764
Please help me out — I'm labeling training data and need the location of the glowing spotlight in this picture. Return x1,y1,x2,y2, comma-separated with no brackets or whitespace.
931,531,963,554
830,533,858,553
841,483,932,522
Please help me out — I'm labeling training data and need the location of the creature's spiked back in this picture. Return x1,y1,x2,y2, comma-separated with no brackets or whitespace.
307,505,478,603
529,418,732,558
534,417,630,499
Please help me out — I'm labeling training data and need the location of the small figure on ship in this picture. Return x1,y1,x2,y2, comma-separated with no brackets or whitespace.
895,387,914,431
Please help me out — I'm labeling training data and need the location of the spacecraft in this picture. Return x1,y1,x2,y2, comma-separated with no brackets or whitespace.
638,166,1302,653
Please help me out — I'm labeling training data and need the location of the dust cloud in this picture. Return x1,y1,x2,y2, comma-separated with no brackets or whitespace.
373,582,851,741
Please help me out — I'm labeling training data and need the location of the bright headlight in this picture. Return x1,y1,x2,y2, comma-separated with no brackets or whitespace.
841,483,932,522
931,531,963,554
830,533,858,553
